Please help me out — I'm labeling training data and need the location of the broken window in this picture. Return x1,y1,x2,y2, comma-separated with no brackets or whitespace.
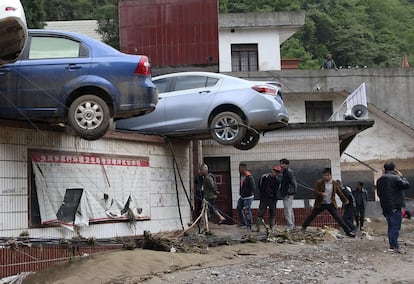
231,44,258,72
56,189,84,223
305,101,333,122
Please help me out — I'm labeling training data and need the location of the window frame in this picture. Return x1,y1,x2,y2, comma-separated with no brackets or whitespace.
231,43,259,72
27,35,89,60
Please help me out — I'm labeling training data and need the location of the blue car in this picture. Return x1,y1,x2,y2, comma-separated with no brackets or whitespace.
0,30,158,140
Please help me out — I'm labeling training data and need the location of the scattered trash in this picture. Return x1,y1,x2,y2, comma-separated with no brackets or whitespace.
0,272,34,284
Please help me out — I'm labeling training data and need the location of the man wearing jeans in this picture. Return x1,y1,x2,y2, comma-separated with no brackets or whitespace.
377,162,410,253
237,162,256,230
279,159,297,230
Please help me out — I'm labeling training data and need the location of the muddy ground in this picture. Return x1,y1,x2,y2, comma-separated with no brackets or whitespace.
25,218,414,284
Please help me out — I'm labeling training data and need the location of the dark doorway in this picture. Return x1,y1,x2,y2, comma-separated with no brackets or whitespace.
305,101,333,122
204,157,233,224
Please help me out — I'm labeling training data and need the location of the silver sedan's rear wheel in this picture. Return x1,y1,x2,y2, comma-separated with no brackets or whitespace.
210,111,246,145
233,128,260,150
68,95,110,140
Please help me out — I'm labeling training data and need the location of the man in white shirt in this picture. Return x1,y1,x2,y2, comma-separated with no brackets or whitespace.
301,168,355,238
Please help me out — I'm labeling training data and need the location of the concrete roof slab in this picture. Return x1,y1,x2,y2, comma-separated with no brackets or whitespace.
219,11,305,29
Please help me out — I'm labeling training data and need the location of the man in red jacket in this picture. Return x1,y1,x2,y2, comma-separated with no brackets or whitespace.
237,162,256,230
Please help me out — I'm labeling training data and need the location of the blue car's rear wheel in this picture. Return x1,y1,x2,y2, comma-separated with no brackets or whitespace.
68,95,110,140
210,111,246,145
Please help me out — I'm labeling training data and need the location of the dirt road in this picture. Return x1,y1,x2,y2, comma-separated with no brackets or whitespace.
25,219,414,284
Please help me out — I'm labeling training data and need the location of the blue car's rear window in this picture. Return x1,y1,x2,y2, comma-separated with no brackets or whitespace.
29,36,84,59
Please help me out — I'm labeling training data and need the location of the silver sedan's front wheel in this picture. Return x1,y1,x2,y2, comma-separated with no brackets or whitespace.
210,111,246,145
68,95,110,140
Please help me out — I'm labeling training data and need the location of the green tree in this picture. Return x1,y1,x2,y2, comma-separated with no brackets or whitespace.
44,0,93,21
219,0,229,13
21,0,46,28
280,37,319,69
224,0,300,12
94,0,120,49
221,0,414,68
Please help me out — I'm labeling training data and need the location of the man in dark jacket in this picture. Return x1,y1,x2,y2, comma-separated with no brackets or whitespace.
377,162,410,253
302,168,355,238
338,180,356,233
200,164,225,223
280,159,297,230
353,181,368,230
256,166,281,232
237,162,256,230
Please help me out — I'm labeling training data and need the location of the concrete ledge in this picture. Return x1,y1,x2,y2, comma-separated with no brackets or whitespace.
0,119,166,144
219,11,305,29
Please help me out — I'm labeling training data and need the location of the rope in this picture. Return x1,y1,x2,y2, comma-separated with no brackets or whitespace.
176,200,209,239
172,154,184,231
167,137,194,211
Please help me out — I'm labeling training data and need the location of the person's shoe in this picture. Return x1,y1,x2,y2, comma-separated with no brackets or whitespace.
393,248,407,254
346,231,356,238
301,226,306,233
360,226,364,231
237,223,246,227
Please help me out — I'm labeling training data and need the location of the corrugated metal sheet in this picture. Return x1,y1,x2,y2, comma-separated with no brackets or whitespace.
0,245,121,278
119,0,219,67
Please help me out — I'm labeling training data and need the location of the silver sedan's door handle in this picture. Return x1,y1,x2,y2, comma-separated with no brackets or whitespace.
199,90,211,94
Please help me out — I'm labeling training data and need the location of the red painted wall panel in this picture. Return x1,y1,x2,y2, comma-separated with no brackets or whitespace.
119,0,219,67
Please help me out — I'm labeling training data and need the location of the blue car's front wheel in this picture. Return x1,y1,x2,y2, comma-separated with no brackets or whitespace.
68,94,110,140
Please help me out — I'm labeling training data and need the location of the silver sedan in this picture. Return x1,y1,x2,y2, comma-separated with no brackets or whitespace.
116,72,288,150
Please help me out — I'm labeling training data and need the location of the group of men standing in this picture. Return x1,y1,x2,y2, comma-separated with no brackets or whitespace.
237,159,297,232
197,159,410,253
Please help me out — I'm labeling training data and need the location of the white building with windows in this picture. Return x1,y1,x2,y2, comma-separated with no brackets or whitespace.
218,11,305,72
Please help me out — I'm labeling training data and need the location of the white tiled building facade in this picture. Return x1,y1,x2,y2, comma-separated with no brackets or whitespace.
0,124,191,239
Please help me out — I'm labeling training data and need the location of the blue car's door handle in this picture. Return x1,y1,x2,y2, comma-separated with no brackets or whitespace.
199,90,211,94
66,64,82,71
0,68,11,75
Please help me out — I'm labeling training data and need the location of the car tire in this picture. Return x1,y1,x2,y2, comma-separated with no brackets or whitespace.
233,128,260,150
210,111,246,145
68,95,110,141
